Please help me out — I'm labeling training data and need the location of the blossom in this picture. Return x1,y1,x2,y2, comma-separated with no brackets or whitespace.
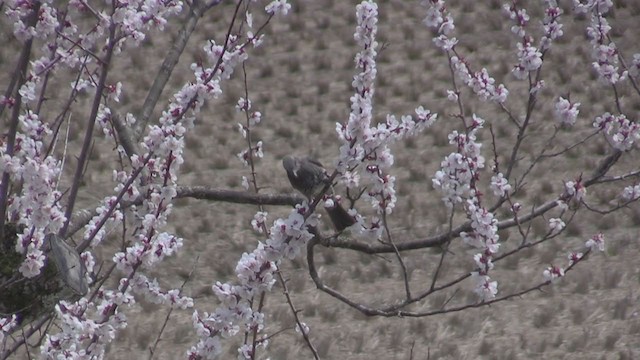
543,265,564,282
249,111,262,126
548,218,565,234
236,97,251,112
295,322,310,335
568,252,583,265
251,211,268,233
621,184,640,201
474,253,494,273
565,178,586,201
341,171,360,188
471,272,498,301
585,233,605,252
253,141,264,158
265,0,291,16
106,82,122,102
554,97,580,126
18,79,37,103
513,40,543,79
490,173,511,197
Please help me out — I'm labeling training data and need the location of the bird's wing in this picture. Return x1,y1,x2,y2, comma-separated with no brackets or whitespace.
305,157,325,169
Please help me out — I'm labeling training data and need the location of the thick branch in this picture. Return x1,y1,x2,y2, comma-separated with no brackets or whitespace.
176,186,302,206
0,4,41,242
60,22,118,237
324,149,624,254
136,0,220,139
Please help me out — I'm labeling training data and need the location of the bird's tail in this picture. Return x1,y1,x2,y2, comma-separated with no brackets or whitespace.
325,200,356,231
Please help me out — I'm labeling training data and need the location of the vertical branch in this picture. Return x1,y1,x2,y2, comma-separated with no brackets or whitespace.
381,212,411,300
428,208,455,291
147,257,199,360
59,20,118,237
0,3,41,241
275,268,319,360
136,0,220,139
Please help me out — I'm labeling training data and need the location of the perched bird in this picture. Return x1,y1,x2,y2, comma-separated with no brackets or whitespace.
282,155,356,231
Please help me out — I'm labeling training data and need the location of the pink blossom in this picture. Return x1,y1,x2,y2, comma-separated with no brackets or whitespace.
565,178,587,201
471,272,498,301
548,218,565,234
490,173,511,197
554,97,580,126
585,233,605,252
251,211,268,233
621,184,640,201
265,0,291,16
543,265,565,282
568,252,583,265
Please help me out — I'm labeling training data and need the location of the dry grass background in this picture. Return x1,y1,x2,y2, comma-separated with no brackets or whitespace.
3,0,640,359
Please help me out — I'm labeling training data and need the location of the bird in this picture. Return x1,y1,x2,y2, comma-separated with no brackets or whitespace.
282,155,356,231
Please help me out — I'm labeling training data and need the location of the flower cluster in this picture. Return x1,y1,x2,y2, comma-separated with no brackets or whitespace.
41,293,130,358
424,1,508,103
4,1,284,357
423,0,456,51
189,205,319,358
540,1,564,50
0,109,66,278
540,233,603,284
568,251,584,265
433,115,486,208
431,115,502,301
335,0,379,168
621,184,640,201
130,273,193,309
503,1,563,84
593,112,640,151
357,108,436,215
112,1,183,45
580,1,627,84
335,1,436,229
512,37,543,80
265,0,291,16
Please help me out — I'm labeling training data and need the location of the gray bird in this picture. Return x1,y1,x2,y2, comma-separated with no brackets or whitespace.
282,155,356,231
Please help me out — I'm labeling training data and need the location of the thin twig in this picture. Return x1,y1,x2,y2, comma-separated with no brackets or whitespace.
148,256,199,360
276,268,319,360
